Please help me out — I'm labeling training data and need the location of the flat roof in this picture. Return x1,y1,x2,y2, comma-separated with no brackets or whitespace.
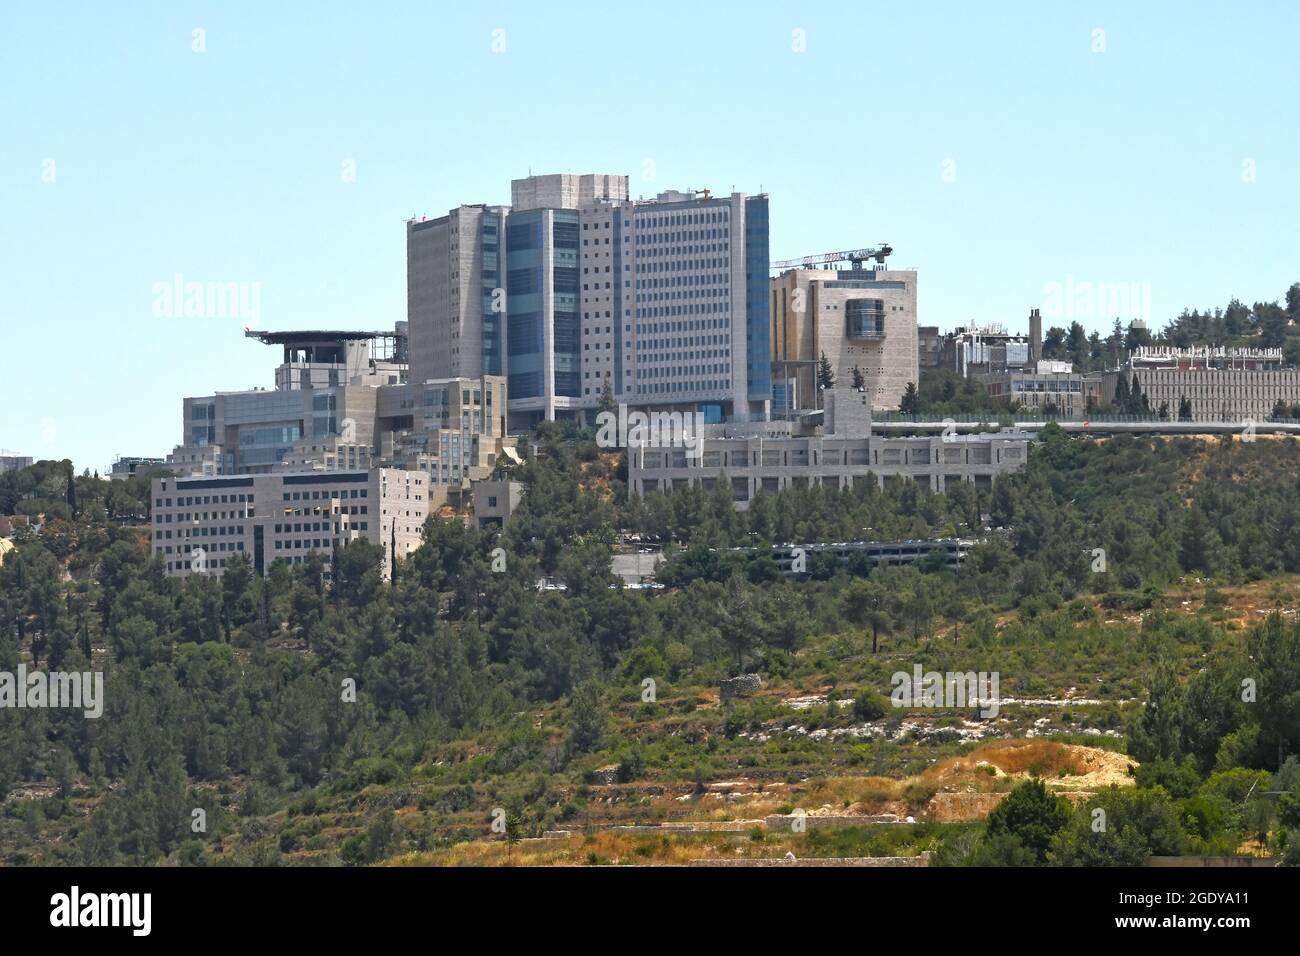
244,330,393,345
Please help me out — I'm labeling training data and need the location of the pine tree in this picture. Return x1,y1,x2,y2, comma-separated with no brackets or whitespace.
1114,373,1130,410
65,461,78,518
597,374,616,415
1180,506,1212,572
1128,374,1149,414
900,382,920,416
816,351,836,391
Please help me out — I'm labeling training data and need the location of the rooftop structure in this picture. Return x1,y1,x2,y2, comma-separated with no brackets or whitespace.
109,456,166,480
172,324,410,476
941,311,1043,378
1127,345,1285,371
244,327,407,391
510,173,628,212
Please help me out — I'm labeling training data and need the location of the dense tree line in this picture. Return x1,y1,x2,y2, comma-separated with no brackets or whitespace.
0,459,160,523
2,425,1300,864
903,279,1299,418
943,758,1300,866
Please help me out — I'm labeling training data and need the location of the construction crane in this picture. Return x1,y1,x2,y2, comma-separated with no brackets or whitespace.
770,244,893,272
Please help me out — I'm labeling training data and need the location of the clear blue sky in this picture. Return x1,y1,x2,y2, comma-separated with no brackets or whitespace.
3,1,1297,473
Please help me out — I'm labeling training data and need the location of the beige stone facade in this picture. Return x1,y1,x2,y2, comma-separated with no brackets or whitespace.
770,268,918,413
628,389,1028,510
150,468,429,581
1112,367,1300,423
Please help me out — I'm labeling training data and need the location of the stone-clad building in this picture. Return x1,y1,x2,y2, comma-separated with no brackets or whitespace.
770,267,918,415
627,388,1029,510
149,468,429,581
1106,346,1300,422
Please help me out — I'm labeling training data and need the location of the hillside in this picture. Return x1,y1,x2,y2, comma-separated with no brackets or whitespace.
1,431,1300,867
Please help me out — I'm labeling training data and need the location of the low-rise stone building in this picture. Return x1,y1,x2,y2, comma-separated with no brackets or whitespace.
627,388,1030,509
150,468,429,581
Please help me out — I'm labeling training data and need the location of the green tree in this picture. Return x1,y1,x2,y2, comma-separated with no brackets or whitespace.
567,681,608,754
557,535,616,597
899,382,920,417
1129,657,1185,763
714,575,764,671
1179,506,1215,573
844,578,895,654
1051,787,1187,866
220,553,254,640
817,351,836,393
65,460,78,518
332,539,384,608
1114,374,1130,409
853,689,888,720
1247,614,1300,768
597,374,616,416
984,779,1073,864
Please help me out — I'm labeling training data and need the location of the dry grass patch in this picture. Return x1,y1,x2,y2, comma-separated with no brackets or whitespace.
924,740,1136,792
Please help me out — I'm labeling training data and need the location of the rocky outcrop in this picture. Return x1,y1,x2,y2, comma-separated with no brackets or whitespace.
720,674,763,702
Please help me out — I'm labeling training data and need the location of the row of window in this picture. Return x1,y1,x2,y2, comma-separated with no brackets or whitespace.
164,557,238,572
634,382,729,395
282,504,368,517
635,229,729,244
157,541,245,556
156,510,251,523
156,493,254,508
274,533,365,551
281,488,368,501
154,525,244,539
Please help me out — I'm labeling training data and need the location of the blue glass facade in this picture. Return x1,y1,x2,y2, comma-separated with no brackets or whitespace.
745,195,770,402
480,211,504,375
505,209,580,402
771,382,794,417
553,212,580,398
506,212,544,400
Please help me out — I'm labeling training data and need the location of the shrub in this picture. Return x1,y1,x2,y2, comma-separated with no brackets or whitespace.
853,690,888,721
